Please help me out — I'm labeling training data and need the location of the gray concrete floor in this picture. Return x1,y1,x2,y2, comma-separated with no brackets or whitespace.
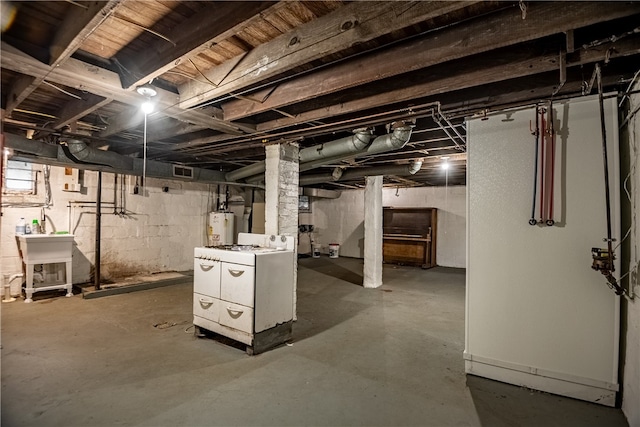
1,257,629,427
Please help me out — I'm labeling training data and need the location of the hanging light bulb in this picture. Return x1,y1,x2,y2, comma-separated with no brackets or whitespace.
441,156,450,170
136,82,157,115
141,100,154,114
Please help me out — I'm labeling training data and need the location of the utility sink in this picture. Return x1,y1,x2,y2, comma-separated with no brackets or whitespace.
17,234,74,302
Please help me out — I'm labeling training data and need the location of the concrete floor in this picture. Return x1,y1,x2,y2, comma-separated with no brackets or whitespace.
1,257,629,427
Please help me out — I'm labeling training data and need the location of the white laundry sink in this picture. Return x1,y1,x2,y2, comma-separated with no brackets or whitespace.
17,234,74,302
17,234,74,264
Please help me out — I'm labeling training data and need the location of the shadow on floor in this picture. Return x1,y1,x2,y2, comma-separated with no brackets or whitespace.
466,375,629,427
294,257,373,342
298,256,364,286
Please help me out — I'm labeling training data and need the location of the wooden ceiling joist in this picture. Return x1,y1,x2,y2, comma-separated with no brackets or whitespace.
221,1,640,123
4,0,122,116
1,42,255,136
115,1,277,90
177,0,483,109
34,93,113,139
255,35,640,133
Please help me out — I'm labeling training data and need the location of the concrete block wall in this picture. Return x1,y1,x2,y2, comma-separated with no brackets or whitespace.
310,185,466,268
311,190,365,259
1,165,211,292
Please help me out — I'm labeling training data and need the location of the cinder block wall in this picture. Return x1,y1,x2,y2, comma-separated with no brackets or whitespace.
1,166,212,287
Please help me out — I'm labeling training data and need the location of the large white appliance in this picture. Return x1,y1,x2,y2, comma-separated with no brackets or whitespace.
193,233,295,354
208,212,235,246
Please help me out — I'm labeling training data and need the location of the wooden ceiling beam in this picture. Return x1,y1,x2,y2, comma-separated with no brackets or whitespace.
116,1,277,89
4,1,121,116
0,42,254,136
49,0,122,67
34,93,113,139
178,0,483,109
5,75,36,116
255,35,640,132
222,1,640,122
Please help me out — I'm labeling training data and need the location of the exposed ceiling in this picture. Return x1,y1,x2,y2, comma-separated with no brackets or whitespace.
1,1,639,189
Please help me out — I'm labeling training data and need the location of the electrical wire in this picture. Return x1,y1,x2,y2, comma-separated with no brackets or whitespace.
618,68,640,108
42,80,82,99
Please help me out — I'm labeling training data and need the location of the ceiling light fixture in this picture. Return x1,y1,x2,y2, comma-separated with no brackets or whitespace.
137,83,157,115
136,83,157,98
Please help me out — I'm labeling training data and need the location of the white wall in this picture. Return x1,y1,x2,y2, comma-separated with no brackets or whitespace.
466,95,620,406
622,86,640,426
310,185,466,268
1,166,214,290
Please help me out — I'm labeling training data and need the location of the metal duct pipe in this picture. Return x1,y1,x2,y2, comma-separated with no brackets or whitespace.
66,139,134,170
4,133,58,158
224,127,373,182
245,123,413,183
225,161,266,182
299,123,413,172
299,159,422,186
4,132,261,186
298,127,373,163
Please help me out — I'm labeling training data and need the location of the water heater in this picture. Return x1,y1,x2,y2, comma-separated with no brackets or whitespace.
208,212,235,246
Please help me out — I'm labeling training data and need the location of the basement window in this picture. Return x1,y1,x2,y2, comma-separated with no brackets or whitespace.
3,160,35,194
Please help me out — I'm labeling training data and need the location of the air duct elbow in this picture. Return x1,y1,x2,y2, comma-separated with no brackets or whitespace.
66,139,134,170
408,159,423,175
366,121,413,154
298,127,372,163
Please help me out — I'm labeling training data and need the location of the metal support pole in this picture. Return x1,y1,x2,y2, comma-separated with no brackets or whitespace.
95,171,102,290
596,65,614,269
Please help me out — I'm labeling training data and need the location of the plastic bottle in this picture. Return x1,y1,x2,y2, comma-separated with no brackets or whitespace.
25,222,31,234
31,219,40,234
15,218,26,235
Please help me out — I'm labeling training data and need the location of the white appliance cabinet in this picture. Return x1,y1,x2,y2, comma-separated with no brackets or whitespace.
193,233,294,355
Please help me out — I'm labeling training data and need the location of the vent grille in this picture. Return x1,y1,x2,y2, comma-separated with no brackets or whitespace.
172,165,193,179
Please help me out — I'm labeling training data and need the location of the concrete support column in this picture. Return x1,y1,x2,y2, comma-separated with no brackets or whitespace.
264,143,299,317
363,175,383,288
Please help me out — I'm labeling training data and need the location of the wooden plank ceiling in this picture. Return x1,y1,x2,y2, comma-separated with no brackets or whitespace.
1,0,639,189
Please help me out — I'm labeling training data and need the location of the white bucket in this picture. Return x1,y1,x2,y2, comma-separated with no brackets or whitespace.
312,244,321,258
329,243,340,258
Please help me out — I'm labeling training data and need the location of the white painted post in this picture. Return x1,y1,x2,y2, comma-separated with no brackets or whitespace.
264,143,299,317
363,175,383,288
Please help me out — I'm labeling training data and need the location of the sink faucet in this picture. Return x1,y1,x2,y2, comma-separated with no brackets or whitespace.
40,207,46,234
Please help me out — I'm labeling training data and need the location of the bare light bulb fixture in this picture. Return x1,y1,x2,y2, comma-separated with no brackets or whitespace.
441,156,450,170
141,100,154,115
136,83,157,197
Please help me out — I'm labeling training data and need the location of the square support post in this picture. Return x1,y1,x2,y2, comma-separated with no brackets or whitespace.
265,143,299,317
364,175,383,288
